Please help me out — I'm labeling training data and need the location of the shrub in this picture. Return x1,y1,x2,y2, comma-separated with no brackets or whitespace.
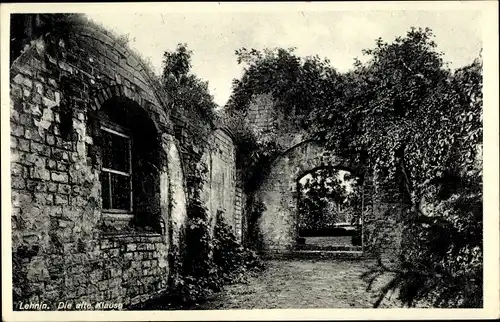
213,210,265,284
165,207,265,307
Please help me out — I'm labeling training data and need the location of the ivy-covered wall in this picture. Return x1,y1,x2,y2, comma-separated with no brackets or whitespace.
244,94,404,258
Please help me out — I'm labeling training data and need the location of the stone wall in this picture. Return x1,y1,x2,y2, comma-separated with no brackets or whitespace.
9,14,232,310
244,93,306,151
252,138,403,257
10,14,245,309
200,128,243,241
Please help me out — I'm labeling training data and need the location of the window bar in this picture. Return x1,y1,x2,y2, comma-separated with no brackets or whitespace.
108,172,113,209
100,126,131,139
102,167,130,177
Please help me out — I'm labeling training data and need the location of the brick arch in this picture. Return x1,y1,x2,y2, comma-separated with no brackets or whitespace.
91,85,163,134
212,126,236,143
10,22,174,137
254,140,364,252
68,23,171,113
10,17,172,121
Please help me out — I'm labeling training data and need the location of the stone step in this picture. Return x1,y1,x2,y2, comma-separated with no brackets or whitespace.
263,250,365,260
295,244,362,252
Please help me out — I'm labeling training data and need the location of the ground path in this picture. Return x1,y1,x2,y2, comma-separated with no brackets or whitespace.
190,259,402,309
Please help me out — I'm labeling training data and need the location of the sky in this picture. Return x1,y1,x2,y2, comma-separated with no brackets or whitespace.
86,9,482,107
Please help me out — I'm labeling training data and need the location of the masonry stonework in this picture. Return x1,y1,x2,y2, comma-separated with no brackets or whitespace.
10,15,243,309
246,94,404,257
244,93,306,151
10,14,404,309
200,129,241,238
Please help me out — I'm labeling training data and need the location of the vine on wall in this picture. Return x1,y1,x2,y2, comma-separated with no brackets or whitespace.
163,158,265,307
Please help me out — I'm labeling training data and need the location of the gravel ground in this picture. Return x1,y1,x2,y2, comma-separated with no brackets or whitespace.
190,259,403,310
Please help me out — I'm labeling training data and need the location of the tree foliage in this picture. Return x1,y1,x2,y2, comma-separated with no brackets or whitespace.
298,168,361,232
162,43,217,123
307,27,483,308
227,27,483,308
226,47,343,131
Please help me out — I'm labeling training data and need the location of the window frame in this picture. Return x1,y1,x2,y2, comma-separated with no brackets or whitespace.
100,121,134,216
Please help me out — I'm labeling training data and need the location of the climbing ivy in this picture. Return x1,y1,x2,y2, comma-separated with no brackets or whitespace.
163,163,265,307
306,28,483,308
226,27,483,308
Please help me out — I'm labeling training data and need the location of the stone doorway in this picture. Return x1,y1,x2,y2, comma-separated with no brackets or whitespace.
295,167,364,252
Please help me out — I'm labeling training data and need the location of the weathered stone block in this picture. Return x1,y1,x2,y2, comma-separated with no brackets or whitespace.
11,123,25,137
54,195,68,205
31,142,51,156
71,185,81,195
30,167,51,181
11,163,24,176
13,74,33,88
18,138,30,152
12,177,26,190
100,239,112,250
51,171,68,183
47,182,58,192
26,180,47,192
108,248,119,258
46,134,56,146
57,184,71,194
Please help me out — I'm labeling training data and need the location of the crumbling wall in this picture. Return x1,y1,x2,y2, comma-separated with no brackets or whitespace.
200,129,241,239
10,16,180,309
253,139,403,257
10,14,244,310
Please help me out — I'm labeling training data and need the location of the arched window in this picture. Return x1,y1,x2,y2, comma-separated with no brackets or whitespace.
96,97,161,233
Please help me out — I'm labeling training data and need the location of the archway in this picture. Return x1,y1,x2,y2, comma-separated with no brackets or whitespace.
253,140,365,252
296,166,363,251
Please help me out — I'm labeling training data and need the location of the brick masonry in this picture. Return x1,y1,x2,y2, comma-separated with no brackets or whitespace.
247,95,404,258
200,128,244,241
244,93,307,151
10,15,243,310
10,14,402,310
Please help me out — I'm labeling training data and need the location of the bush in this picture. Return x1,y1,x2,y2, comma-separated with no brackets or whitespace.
213,210,265,284
165,208,265,307
165,197,220,307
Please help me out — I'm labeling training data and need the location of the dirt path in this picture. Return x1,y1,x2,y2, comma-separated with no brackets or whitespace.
191,259,402,309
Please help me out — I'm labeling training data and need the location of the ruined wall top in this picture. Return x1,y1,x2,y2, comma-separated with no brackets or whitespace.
10,14,172,132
